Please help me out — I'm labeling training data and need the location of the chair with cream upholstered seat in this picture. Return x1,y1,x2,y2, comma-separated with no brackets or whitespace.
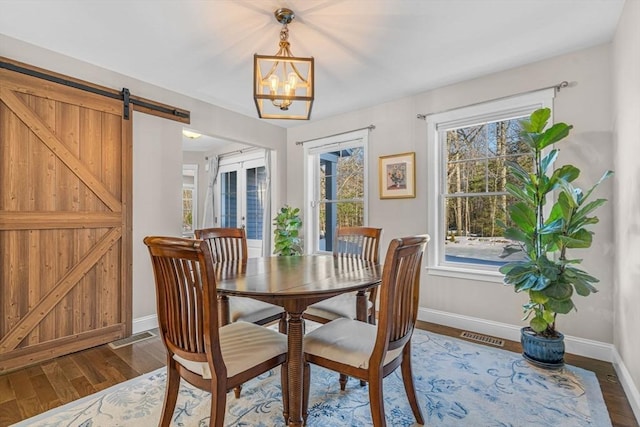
144,236,288,427
303,235,429,427
304,226,382,388
304,226,382,325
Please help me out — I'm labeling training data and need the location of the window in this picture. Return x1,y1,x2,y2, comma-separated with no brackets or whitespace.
304,130,369,254
217,151,266,256
182,164,198,236
426,89,554,280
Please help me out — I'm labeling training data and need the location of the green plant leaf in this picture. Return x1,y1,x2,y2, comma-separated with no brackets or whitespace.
530,316,548,333
537,123,573,150
550,164,580,186
503,227,530,243
540,149,559,175
524,108,551,133
539,218,564,235
542,281,573,300
571,199,607,225
508,202,536,231
505,160,533,183
542,310,556,324
529,290,549,304
546,297,575,314
560,228,593,248
505,182,535,204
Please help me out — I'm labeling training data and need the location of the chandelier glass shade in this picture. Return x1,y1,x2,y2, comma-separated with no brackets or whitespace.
253,8,314,120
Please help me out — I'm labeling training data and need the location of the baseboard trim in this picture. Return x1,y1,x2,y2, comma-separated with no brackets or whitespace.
418,307,614,362
613,348,640,423
132,314,158,334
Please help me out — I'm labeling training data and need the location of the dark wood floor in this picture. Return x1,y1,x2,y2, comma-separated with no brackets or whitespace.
0,322,637,427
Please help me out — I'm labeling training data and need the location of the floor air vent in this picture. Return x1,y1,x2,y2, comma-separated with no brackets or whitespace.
460,331,504,347
108,331,156,349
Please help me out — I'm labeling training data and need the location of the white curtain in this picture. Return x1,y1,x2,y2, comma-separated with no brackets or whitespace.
201,155,219,228
261,150,272,256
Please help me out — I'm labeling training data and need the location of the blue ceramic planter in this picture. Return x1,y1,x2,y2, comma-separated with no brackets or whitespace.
520,327,565,369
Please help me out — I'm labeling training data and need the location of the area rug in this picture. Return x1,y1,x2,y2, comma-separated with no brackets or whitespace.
13,329,612,427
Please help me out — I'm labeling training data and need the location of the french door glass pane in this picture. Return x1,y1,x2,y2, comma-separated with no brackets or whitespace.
318,147,364,252
245,166,266,240
182,187,194,233
220,171,237,228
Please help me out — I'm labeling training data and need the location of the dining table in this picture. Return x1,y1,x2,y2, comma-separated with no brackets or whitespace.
214,254,382,427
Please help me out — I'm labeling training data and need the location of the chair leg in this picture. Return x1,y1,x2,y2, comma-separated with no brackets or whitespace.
400,344,425,425
281,363,290,423
160,359,180,427
279,313,287,334
209,380,228,427
339,373,348,390
368,371,386,427
302,361,311,424
233,385,242,399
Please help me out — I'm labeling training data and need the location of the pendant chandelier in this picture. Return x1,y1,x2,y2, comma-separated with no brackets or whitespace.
253,8,314,120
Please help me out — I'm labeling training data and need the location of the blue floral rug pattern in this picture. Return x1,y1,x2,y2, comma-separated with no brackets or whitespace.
13,329,612,426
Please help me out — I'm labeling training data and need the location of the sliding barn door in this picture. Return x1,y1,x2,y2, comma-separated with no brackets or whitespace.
0,68,132,372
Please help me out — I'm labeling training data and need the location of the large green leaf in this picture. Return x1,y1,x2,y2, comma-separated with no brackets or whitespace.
540,149,559,175
550,164,580,186
539,218,565,235
560,229,593,248
537,123,573,150
546,297,575,314
530,274,551,291
530,316,549,333
571,199,607,225
505,160,532,184
504,227,531,243
505,183,534,204
529,290,549,304
542,281,573,300
509,202,536,231
524,108,551,133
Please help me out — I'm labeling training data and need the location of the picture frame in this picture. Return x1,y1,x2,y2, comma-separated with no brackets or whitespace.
379,152,416,199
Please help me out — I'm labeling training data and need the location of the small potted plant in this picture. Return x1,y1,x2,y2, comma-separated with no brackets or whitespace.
499,108,612,368
273,205,303,256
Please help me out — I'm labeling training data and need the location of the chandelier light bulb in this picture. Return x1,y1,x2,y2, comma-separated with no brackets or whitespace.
269,75,279,93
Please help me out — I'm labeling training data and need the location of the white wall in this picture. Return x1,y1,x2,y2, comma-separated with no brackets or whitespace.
0,35,288,327
132,113,183,318
287,44,615,346
613,0,640,418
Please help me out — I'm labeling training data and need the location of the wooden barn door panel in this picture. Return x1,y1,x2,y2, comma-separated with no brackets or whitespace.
0,68,131,373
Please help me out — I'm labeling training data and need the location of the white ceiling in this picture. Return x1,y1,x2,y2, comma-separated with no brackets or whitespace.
0,0,625,133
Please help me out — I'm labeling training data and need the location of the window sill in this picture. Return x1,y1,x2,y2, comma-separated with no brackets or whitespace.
425,265,505,283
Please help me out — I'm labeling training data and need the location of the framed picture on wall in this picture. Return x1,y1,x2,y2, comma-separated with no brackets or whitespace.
379,152,416,199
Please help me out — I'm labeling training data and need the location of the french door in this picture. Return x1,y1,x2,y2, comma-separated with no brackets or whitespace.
217,155,266,257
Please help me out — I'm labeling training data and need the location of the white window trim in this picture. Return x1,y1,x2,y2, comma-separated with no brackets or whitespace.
426,89,555,282
303,129,369,254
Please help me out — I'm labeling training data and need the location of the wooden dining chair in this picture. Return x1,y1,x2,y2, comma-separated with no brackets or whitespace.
303,235,430,427
195,227,286,332
144,236,289,427
304,226,382,325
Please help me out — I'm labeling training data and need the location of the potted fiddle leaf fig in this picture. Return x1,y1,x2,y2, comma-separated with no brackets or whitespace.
499,108,613,368
273,205,303,256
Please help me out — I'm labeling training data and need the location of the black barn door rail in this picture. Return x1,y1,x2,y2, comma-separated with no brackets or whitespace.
1,60,190,122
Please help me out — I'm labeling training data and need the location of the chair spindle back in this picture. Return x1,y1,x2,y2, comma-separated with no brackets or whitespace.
195,227,248,263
